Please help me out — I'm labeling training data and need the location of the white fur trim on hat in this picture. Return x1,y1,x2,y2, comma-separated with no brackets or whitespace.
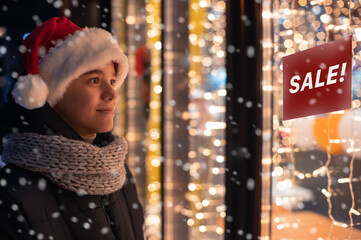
38,27,128,107
12,74,49,110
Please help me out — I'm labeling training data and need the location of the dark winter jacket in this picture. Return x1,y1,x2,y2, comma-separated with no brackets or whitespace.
0,101,145,240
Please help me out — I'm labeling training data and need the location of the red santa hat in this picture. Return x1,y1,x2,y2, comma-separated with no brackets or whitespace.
12,17,128,109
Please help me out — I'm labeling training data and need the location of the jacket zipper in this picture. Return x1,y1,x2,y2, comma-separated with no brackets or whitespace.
99,196,116,240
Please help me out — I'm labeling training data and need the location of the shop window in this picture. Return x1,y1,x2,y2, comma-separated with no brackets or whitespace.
262,0,361,239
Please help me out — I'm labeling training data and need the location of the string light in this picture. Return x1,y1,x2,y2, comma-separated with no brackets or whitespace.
186,0,226,238
144,0,162,238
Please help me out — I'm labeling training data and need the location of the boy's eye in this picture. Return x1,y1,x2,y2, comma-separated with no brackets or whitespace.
89,78,99,84
110,79,116,86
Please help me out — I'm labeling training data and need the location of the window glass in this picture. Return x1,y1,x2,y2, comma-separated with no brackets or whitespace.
262,0,361,239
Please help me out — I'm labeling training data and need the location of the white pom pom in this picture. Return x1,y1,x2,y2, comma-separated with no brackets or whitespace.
11,74,49,110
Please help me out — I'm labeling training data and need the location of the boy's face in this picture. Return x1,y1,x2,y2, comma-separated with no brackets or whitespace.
53,62,118,137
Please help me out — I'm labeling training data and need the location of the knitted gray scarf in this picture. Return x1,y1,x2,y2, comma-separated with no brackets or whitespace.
1,132,128,195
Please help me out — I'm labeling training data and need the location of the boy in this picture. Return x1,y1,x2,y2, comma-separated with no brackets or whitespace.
0,17,144,240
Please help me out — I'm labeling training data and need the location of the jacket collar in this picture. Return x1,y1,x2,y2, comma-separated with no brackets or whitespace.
32,102,83,141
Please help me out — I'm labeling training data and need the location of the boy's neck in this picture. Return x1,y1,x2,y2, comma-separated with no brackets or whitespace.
81,134,96,143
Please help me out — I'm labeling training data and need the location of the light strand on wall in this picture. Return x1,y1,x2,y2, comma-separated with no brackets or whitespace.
321,0,340,227
260,1,273,239
188,0,206,236
186,0,226,238
111,0,127,137
260,1,275,225
347,0,358,228
145,0,162,238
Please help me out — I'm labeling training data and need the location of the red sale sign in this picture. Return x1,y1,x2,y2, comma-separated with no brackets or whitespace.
283,36,352,120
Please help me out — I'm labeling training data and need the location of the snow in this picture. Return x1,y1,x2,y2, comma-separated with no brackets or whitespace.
11,72,19,79
309,98,317,105
132,203,139,209
83,222,91,229
71,0,78,7
0,46,7,56
18,177,27,186
51,211,60,218
38,178,47,191
17,215,25,222
100,227,110,234
0,178,7,187
71,216,78,223
245,233,252,239
227,45,235,53
88,202,96,209
11,203,19,211
247,178,255,190
64,9,71,18
53,0,63,9
36,233,44,239
247,46,255,58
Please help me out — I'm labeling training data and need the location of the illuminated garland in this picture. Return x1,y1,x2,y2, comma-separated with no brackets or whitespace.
187,0,226,238
261,0,273,238
112,0,127,137
145,0,162,238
